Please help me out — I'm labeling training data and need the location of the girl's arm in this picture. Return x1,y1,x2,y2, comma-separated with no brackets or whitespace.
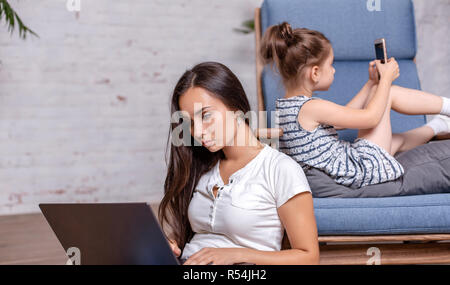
344,60,379,110
345,80,376,110
334,80,374,130
304,59,399,130
334,60,379,130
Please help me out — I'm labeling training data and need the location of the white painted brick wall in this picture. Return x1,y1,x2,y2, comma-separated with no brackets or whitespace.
0,0,262,215
413,0,450,118
0,0,448,215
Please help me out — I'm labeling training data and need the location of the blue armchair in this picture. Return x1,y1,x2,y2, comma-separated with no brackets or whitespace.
255,0,450,264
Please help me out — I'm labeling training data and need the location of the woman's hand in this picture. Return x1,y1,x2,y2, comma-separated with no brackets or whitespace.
168,239,181,257
375,57,400,83
183,247,244,265
368,60,379,85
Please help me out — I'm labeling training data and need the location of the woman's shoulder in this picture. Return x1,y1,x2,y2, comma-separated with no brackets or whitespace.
263,145,304,171
262,145,311,198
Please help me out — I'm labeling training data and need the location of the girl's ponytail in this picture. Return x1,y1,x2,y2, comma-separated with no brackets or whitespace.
260,22,297,66
260,22,331,90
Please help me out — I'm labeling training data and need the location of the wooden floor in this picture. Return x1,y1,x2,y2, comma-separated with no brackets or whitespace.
0,204,161,265
2,204,450,265
0,212,67,265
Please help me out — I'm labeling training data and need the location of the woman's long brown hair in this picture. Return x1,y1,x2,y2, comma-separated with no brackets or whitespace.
159,62,251,249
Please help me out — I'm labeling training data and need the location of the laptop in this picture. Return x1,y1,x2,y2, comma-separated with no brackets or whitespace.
39,203,182,265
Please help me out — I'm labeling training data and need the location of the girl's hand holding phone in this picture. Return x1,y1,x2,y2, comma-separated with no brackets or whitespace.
375,57,400,83
368,60,380,85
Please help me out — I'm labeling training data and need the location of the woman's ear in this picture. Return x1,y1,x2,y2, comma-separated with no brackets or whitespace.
234,111,244,127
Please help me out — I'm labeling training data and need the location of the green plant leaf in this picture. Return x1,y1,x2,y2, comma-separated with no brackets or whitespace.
233,19,255,35
0,0,39,39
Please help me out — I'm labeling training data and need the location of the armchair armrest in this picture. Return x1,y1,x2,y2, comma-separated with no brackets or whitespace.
433,133,450,141
255,128,283,139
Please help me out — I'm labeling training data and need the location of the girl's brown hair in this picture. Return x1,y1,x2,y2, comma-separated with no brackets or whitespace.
159,62,251,250
260,22,331,90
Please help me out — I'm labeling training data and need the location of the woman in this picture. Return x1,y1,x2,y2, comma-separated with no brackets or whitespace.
158,62,319,265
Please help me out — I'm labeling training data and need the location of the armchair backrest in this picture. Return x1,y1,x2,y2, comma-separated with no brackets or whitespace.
258,0,425,142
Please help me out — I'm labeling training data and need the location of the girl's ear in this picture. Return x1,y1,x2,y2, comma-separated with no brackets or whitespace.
311,65,320,84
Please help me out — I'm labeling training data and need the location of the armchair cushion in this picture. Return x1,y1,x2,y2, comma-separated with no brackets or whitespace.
313,193,450,235
309,140,450,235
308,139,450,198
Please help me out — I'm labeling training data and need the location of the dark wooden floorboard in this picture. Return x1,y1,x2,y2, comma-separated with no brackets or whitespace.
0,213,67,265
0,204,161,265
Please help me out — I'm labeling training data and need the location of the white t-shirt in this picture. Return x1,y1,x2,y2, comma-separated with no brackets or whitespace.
181,144,311,260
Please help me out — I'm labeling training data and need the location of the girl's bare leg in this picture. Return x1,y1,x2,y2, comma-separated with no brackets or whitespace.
390,126,435,155
387,85,442,155
357,84,393,153
357,84,444,155
389,85,443,115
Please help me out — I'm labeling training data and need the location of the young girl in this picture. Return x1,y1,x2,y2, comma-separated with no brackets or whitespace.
260,22,450,189
159,62,319,265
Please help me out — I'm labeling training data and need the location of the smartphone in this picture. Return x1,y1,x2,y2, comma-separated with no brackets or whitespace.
374,38,387,79
374,38,388,63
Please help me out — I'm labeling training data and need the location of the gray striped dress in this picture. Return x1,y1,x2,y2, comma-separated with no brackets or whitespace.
276,95,405,189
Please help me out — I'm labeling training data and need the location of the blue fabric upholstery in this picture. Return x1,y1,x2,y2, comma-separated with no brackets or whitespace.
261,0,417,60
313,194,450,235
260,0,425,142
262,60,425,141
260,0,450,236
